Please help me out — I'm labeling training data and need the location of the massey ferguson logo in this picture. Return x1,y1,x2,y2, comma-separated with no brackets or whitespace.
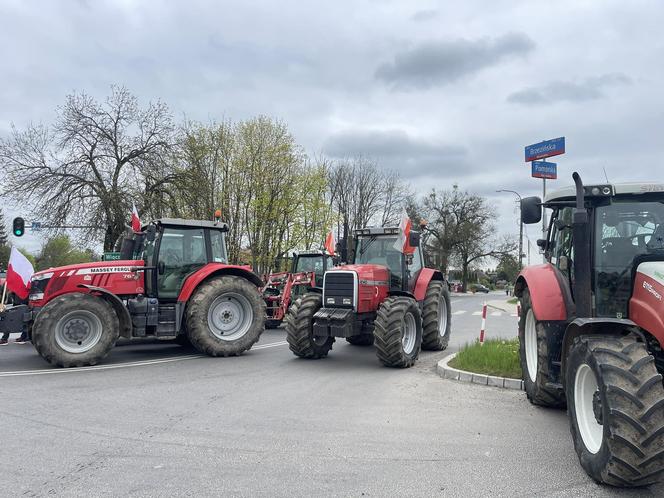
76,267,133,275
643,280,663,302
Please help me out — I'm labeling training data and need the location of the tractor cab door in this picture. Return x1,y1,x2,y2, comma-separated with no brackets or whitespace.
156,226,207,301
407,245,424,292
548,206,575,288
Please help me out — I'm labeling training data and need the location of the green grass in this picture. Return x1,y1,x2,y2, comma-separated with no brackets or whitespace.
449,338,522,379
507,297,518,305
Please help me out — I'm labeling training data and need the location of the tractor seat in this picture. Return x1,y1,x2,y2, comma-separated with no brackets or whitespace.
602,237,640,268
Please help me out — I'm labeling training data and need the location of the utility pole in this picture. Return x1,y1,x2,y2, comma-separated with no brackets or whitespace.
496,189,523,270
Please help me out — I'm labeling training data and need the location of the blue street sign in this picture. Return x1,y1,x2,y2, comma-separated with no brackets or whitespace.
532,161,557,180
525,137,565,162
31,221,42,231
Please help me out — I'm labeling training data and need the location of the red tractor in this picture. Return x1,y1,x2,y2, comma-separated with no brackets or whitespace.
263,251,335,329
0,218,266,367
516,173,664,486
285,226,451,368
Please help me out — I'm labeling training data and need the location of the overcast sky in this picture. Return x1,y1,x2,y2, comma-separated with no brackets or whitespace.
2,0,663,254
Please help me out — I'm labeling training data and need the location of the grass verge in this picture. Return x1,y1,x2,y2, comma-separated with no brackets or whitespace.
507,297,518,305
448,338,522,379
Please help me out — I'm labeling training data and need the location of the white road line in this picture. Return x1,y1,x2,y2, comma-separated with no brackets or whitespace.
490,311,502,317
0,341,289,377
452,310,467,315
511,314,519,317
472,311,482,316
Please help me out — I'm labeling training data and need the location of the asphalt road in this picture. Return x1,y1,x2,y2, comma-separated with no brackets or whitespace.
1,292,662,497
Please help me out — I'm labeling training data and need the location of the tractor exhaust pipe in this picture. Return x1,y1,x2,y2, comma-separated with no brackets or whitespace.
572,172,592,317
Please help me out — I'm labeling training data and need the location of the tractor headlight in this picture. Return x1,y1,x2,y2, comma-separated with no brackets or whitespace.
29,292,44,301
342,298,352,305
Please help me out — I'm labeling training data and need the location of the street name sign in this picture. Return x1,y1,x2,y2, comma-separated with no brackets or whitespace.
525,137,565,162
532,161,557,179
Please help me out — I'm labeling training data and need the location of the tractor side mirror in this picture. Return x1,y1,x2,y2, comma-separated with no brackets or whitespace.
145,225,156,242
409,231,421,247
521,197,542,224
158,261,165,275
536,239,547,250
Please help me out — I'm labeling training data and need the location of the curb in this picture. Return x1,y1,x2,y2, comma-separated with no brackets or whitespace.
436,353,524,391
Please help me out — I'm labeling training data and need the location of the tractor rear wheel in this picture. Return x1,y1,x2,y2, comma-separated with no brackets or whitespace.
346,334,374,346
186,276,265,357
421,280,452,351
32,293,119,367
566,334,664,487
373,296,422,368
518,289,566,407
285,293,334,358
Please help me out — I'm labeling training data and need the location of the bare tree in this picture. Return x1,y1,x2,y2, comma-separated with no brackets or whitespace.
0,86,175,250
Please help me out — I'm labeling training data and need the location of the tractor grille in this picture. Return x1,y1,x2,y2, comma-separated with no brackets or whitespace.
323,271,356,309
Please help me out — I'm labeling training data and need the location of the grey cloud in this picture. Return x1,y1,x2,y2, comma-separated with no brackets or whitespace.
375,33,535,89
507,73,632,105
411,9,439,22
323,129,468,178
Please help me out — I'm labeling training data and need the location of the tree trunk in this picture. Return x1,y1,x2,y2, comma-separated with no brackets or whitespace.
461,262,469,293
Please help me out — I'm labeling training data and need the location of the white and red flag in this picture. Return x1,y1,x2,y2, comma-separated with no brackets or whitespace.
6,247,34,300
324,230,336,256
131,203,141,232
393,208,415,254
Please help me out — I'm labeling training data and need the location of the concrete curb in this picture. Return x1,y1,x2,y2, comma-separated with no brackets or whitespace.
436,353,524,391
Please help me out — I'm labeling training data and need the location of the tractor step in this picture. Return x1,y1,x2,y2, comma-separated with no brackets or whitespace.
157,305,178,336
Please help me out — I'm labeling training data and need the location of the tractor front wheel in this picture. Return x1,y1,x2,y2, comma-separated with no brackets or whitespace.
285,293,334,358
186,276,265,357
32,293,119,367
566,334,664,487
373,296,422,368
518,289,566,407
421,280,452,351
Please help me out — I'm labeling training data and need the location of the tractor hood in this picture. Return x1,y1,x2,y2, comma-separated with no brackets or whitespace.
32,260,145,279
331,264,390,286
327,264,391,313
630,261,664,341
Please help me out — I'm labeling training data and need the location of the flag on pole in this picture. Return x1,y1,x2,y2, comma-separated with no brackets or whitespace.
131,203,141,232
393,209,415,254
324,230,336,256
6,247,34,300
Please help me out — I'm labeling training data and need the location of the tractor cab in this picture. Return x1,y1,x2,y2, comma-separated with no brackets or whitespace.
352,227,422,291
291,251,335,287
122,218,230,301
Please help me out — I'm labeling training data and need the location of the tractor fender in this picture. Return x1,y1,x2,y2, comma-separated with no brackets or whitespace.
559,317,642,384
389,290,416,300
78,285,133,339
413,269,445,302
178,264,264,303
514,264,571,321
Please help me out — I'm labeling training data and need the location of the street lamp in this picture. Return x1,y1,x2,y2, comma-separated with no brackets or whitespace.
496,189,524,270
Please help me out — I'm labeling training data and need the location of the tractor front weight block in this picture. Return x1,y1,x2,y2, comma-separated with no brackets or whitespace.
313,308,357,338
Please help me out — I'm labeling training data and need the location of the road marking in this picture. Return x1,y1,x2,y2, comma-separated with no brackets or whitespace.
452,310,467,315
472,311,482,316
490,311,502,317
0,340,289,377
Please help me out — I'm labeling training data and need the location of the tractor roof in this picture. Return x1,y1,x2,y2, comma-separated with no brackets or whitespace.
545,182,664,204
354,227,400,236
155,218,229,231
296,250,326,257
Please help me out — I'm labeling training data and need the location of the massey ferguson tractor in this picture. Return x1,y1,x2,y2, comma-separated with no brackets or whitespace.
285,226,451,368
263,251,334,329
0,218,266,367
516,173,664,487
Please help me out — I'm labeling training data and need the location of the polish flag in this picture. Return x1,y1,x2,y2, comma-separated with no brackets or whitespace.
131,203,141,232
393,209,415,254
6,247,34,300
324,230,336,256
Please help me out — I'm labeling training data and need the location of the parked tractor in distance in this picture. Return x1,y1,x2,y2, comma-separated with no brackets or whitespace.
263,251,334,329
516,173,664,487
285,226,451,368
0,218,266,367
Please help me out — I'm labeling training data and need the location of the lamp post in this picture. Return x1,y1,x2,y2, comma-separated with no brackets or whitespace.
496,189,524,270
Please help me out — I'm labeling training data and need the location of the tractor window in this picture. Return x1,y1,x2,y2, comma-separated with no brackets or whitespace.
355,235,403,288
158,227,207,299
407,246,423,290
210,230,227,263
594,200,664,317
550,207,574,279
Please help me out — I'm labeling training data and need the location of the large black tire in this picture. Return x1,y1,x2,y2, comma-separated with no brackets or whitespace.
566,334,664,487
421,280,452,351
373,296,422,368
285,293,334,358
186,276,265,357
518,289,566,407
32,293,119,367
346,334,374,346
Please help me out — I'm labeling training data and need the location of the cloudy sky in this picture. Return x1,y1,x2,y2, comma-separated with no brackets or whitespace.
2,0,663,254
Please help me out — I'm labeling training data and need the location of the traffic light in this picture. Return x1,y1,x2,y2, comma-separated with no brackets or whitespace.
12,217,25,237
